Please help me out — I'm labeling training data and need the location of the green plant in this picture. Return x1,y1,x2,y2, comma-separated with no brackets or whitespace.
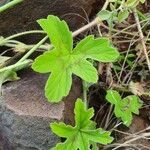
106,90,143,126
29,15,119,149
98,0,146,23
51,99,113,150
0,0,147,148
32,15,119,102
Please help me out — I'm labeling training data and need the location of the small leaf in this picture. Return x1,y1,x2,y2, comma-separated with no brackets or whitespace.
125,0,139,8
123,95,143,115
97,10,112,21
118,10,129,22
106,90,143,126
110,3,115,11
106,90,121,105
51,99,113,150
0,70,20,93
0,59,31,93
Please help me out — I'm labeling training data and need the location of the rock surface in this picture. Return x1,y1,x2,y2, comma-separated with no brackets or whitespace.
0,69,82,150
0,0,97,43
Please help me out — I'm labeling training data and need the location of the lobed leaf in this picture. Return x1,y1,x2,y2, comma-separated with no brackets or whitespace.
32,15,119,102
106,90,143,126
38,15,73,51
51,99,113,150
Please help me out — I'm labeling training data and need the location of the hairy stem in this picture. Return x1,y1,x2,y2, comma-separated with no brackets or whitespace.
18,36,48,62
3,30,45,42
83,81,88,108
0,0,23,13
0,59,32,73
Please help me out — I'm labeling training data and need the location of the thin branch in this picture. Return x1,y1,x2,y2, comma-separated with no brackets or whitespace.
133,8,150,71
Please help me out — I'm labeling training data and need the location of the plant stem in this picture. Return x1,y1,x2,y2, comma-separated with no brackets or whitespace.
72,0,110,38
102,0,109,10
0,0,23,13
4,30,45,41
0,36,48,72
18,36,48,62
81,0,110,107
83,81,88,108
0,59,32,73
72,18,101,37
133,8,150,71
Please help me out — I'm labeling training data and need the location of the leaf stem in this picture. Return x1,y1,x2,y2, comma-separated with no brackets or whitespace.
18,36,48,62
102,0,110,10
72,18,101,37
83,81,88,108
0,0,23,13
2,30,45,43
0,36,48,72
0,59,32,73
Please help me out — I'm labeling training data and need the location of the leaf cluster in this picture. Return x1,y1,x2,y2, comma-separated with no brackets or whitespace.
97,0,146,23
32,15,119,102
51,99,113,150
106,90,143,126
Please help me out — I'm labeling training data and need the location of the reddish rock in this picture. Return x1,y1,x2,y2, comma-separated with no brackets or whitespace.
0,69,82,150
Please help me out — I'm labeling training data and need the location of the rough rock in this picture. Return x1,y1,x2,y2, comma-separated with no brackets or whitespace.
0,0,97,43
0,69,82,150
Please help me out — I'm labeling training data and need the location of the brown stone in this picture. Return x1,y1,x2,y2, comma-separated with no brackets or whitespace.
0,0,97,43
0,69,82,150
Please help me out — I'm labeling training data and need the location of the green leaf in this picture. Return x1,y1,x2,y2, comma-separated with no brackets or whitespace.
73,36,119,62
118,10,129,22
97,10,112,21
106,90,143,126
122,95,143,115
106,90,121,105
125,0,139,8
74,98,94,129
72,60,98,83
50,122,76,138
0,70,19,85
45,70,72,102
37,15,73,51
0,59,31,94
32,15,119,102
51,99,113,150
0,70,20,94
139,0,146,3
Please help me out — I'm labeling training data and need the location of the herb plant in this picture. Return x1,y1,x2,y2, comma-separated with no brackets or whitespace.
106,90,143,126
51,99,113,150
98,0,146,23
0,0,147,148
32,15,119,102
